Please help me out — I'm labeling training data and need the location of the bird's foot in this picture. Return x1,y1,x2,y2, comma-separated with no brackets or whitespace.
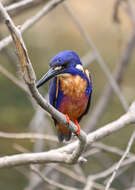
75,120,81,135
64,115,80,136
65,114,70,124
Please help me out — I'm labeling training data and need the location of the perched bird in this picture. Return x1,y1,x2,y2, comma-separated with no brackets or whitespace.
36,51,92,142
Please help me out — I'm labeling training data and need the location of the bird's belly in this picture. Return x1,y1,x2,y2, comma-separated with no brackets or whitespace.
58,95,88,121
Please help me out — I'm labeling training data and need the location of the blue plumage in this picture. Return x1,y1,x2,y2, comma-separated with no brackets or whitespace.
36,50,92,142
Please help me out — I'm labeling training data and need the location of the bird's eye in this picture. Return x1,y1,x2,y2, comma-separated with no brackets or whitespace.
57,58,61,63
62,61,69,68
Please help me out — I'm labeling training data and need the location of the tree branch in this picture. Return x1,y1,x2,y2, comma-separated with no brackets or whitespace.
30,165,78,190
5,0,48,17
0,64,29,94
105,130,135,190
0,0,65,51
0,131,58,142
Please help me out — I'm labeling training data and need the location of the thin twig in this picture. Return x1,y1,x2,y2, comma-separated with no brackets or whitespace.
84,176,116,190
0,131,58,142
88,156,135,181
92,142,135,158
113,0,125,23
83,148,100,158
40,163,113,190
31,163,117,190
125,188,135,190
0,0,65,51
5,0,46,16
105,130,135,190
30,165,78,190
104,164,132,185
127,0,135,27
0,64,29,94
6,0,35,11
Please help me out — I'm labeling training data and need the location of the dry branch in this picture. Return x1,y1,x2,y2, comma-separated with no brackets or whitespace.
92,142,135,158
105,130,135,190
0,64,29,93
5,0,48,17
113,0,125,23
0,131,58,142
0,0,65,51
30,165,78,190
87,156,135,182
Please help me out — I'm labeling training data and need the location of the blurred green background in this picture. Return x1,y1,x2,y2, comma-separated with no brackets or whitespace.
0,0,135,189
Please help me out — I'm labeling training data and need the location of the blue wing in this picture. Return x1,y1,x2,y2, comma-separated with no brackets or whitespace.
49,78,57,107
49,78,57,126
49,77,64,109
78,73,92,122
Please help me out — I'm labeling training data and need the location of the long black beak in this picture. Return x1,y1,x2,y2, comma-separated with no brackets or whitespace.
36,67,65,88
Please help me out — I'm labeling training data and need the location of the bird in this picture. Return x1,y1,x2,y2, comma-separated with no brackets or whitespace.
36,50,92,142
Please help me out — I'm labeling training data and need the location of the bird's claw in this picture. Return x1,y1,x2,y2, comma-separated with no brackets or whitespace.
75,120,81,135
65,115,80,136
65,114,70,124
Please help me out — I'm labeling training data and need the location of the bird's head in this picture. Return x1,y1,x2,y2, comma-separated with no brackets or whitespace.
36,50,85,88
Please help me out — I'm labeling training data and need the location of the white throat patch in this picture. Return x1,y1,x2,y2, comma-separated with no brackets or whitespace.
75,64,84,72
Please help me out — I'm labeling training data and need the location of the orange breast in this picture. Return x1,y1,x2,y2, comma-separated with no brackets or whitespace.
58,74,88,121
59,74,87,99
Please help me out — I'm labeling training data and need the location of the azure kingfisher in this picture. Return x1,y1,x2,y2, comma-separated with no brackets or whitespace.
36,51,92,142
